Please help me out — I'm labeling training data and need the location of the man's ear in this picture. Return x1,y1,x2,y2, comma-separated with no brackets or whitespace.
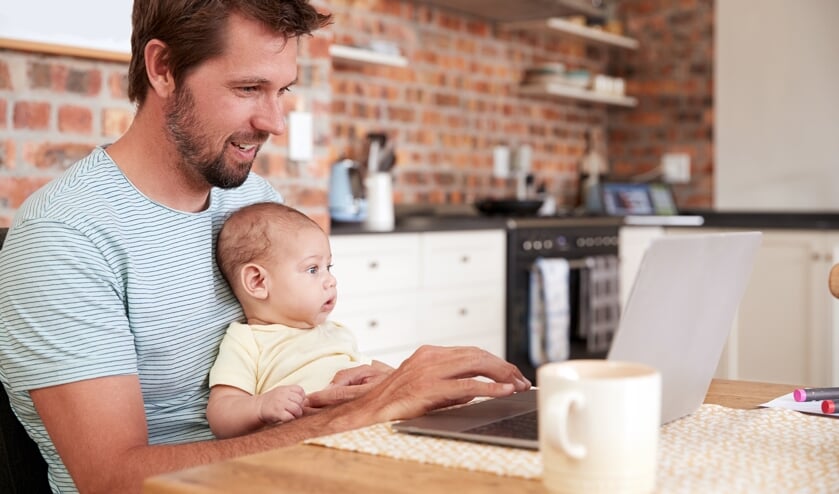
239,263,269,300
144,39,176,99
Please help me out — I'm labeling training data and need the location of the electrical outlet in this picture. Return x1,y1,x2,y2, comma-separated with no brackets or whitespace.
662,153,691,183
492,146,510,178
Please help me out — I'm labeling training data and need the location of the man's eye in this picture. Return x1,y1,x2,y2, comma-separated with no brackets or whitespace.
239,86,259,93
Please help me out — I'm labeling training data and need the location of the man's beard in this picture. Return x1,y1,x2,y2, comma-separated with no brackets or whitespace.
165,85,267,189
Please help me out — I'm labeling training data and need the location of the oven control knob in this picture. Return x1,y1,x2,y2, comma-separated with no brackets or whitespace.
533,240,543,250
544,239,553,250
522,240,532,251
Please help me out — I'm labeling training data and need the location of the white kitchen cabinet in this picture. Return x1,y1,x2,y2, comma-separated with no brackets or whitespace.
620,226,839,386
329,230,506,368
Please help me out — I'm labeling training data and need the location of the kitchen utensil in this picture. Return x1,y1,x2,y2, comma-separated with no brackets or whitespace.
378,145,397,173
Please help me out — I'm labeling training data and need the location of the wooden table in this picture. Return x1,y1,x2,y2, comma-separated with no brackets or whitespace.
143,379,798,494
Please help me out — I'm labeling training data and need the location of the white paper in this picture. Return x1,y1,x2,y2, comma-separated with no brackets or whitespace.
760,392,839,417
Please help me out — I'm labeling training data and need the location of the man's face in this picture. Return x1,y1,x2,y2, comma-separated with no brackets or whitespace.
164,14,298,189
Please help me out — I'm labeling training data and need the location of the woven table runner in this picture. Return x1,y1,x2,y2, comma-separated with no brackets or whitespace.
306,404,839,493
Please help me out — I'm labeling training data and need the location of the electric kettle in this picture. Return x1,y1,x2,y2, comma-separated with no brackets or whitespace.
328,159,367,222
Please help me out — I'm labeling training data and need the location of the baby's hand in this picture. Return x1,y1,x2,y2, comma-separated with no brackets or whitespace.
256,385,305,424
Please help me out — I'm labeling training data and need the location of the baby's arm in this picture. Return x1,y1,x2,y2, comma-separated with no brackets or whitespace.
207,384,305,439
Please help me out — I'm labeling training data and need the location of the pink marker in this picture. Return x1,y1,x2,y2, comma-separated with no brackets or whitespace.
793,387,839,402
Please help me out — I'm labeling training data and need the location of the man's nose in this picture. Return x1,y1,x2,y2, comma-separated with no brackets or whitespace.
252,97,286,135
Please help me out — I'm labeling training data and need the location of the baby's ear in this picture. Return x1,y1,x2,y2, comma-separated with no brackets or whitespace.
240,263,269,300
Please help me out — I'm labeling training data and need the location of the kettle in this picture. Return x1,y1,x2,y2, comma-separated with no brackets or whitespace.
328,159,367,222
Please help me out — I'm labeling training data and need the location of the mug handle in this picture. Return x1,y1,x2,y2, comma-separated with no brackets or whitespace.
549,391,587,460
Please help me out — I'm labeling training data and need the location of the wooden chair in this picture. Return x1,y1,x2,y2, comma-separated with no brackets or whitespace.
0,227,52,493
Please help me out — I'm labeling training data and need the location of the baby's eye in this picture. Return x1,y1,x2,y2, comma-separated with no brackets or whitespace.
306,266,318,275
327,264,334,272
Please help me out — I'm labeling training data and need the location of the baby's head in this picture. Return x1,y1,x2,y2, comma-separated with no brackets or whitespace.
217,202,337,328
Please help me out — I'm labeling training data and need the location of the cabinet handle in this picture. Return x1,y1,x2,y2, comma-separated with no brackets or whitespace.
368,261,379,270
812,253,821,262
368,320,378,328
458,307,468,316
460,255,470,264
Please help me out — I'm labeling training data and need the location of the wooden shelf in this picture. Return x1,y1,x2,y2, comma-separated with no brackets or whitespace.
519,82,637,107
329,45,407,68
416,0,606,23
503,18,639,50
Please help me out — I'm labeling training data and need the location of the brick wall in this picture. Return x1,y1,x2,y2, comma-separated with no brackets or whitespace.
0,0,713,227
608,0,714,208
328,0,615,207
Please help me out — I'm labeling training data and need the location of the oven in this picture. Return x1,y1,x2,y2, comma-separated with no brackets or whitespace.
504,217,622,383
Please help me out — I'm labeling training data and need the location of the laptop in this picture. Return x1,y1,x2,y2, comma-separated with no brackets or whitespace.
392,231,763,449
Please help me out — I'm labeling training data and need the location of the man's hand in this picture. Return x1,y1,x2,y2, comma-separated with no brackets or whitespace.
338,345,531,423
304,361,394,413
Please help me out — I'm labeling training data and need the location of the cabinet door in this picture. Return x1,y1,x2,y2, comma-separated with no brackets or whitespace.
330,292,419,355
329,233,420,296
420,230,505,288
418,285,505,357
735,231,830,386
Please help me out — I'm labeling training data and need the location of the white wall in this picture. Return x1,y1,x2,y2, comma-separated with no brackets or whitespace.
715,0,839,210
0,0,131,53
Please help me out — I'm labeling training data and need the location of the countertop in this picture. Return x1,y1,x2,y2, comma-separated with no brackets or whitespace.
330,208,839,235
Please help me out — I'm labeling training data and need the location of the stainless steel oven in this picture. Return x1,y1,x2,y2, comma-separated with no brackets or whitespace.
504,217,622,383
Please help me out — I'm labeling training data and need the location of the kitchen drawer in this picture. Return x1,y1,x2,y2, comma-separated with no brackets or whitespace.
331,293,419,354
420,230,505,288
330,233,420,295
419,285,504,343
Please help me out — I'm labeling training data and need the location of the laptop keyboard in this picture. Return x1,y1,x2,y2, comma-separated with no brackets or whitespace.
463,410,538,441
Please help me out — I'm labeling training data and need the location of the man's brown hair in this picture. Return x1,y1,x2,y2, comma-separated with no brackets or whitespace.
128,0,331,106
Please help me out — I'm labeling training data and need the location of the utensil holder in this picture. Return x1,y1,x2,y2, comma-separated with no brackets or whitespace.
364,173,394,232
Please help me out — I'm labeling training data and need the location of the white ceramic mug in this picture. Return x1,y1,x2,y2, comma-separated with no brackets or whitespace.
538,360,661,494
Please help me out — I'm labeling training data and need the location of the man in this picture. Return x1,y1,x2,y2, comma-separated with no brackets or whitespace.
0,1,529,493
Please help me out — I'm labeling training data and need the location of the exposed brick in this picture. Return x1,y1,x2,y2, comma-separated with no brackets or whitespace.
108,71,129,99
24,142,96,171
58,105,93,134
13,101,51,130
67,68,103,96
0,59,11,90
102,108,134,137
0,176,52,208
0,140,16,170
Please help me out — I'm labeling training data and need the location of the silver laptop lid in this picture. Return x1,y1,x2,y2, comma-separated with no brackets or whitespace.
608,231,762,424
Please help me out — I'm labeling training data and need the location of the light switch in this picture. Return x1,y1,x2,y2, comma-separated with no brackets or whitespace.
288,111,313,162
493,146,510,178
662,153,691,183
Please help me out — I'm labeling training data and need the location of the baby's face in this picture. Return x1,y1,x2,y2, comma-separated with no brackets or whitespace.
264,225,337,328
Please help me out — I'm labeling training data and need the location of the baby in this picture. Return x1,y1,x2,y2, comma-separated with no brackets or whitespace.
207,202,390,438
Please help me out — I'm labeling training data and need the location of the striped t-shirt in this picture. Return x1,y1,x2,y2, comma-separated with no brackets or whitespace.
0,147,281,493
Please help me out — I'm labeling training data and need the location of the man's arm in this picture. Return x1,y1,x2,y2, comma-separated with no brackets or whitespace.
32,345,529,494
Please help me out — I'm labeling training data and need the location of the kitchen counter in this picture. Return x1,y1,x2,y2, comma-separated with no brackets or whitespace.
681,209,839,230
330,209,839,236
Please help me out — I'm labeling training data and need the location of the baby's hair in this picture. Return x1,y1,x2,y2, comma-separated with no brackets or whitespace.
216,202,321,286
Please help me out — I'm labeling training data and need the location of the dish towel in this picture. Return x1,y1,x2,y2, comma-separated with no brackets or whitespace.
529,257,570,366
577,255,621,353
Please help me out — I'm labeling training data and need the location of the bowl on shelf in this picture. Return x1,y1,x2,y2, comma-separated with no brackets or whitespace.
474,198,544,217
